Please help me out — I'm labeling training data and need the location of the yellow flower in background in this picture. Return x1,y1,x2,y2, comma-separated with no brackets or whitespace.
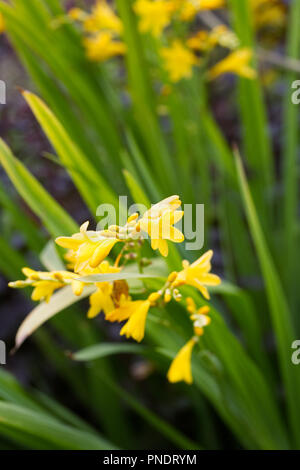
0,13,5,34
134,0,176,37
84,32,126,62
187,30,210,51
56,222,119,273
120,300,151,342
83,0,123,34
138,195,184,256
178,0,225,21
69,1,123,34
9,268,84,303
251,0,286,29
68,1,125,63
68,8,86,21
167,337,198,384
161,40,198,82
208,48,257,80
173,250,221,299
187,26,239,52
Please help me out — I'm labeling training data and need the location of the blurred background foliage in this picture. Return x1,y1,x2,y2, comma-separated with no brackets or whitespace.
0,0,299,450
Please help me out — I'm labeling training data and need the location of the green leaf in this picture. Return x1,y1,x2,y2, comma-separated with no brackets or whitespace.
0,183,45,253
235,150,300,446
123,169,151,209
282,0,300,301
22,91,119,214
72,343,150,362
40,241,65,271
0,138,77,238
229,0,274,219
14,286,95,351
0,402,116,450
78,272,164,283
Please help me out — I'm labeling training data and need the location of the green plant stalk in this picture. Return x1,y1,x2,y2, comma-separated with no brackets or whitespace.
115,0,177,192
229,0,274,222
282,0,300,303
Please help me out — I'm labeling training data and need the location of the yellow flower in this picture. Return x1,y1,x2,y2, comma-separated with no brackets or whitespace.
174,250,221,299
84,31,126,62
56,222,119,273
143,195,182,218
105,292,161,326
88,283,114,318
87,261,121,319
178,0,225,21
0,13,5,34
83,0,123,34
120,300,151,342
167,337,198,384
133,0,176,37
137,195,184,256
208,48,257,80
161,40,198,82
106,298,145,323
9,267,85,303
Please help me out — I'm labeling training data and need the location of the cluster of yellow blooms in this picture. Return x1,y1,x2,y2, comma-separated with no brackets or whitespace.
10,196,221,384
69,0,126,61
68,0,256,83
133,0,257,82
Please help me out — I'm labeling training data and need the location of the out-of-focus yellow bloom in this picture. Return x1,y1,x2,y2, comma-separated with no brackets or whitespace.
84,31,126,62
120,299,151,342
187,30,210,51
56,222,119,273
87,261,121,319
137,195,184,256
133,0,176,37
251,0,286,29
83,0,123,34
188,25,239,52
209,25,239,50
68,8,86,21
173,250,221,299
167,337,198,384
208,48,257,80
178,0,225,21
68,1,125,63
0,13,5,34
161,40,198,82
9,268,84,303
